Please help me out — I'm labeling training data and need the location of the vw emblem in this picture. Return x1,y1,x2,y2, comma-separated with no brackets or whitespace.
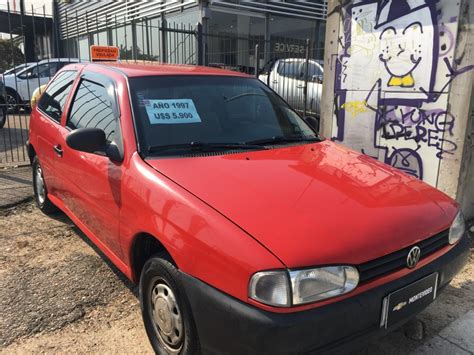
406,246,421,269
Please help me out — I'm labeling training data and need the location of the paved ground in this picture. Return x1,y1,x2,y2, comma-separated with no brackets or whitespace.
0,113,30,167
0,200,472,354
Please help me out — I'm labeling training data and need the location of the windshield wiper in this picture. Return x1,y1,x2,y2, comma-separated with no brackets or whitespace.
148,141,267,154
245,135,322,146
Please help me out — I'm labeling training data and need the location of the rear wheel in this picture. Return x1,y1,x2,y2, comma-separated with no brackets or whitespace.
140,253,200,354
32,156,58,214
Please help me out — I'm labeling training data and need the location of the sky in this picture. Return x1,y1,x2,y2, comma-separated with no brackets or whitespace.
0,0,52,15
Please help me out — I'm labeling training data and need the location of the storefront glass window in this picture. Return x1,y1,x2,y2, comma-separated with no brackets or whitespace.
207,9,265,72
94,30,109,46
112,25,133,60
78,36,90,60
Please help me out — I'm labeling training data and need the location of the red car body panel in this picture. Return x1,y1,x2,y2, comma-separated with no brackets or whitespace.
28,62,460,316
147,141,456,268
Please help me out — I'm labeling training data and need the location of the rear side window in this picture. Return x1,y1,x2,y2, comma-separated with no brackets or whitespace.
67,80,116,142
277,61,301,79
37,70,77,122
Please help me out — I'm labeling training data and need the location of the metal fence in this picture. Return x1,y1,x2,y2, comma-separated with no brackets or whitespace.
1,6,324,167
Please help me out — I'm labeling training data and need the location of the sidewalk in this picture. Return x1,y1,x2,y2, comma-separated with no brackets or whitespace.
0,165,33,208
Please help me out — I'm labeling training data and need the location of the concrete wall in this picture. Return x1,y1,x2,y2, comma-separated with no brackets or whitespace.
321,0,474,218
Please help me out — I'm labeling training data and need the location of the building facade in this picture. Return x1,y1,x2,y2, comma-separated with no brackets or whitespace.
55,0,327,71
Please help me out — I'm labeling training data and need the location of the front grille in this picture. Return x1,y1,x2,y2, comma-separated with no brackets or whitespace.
358,229,449,283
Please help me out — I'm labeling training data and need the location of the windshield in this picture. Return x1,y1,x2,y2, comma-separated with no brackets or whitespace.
129,75,319,157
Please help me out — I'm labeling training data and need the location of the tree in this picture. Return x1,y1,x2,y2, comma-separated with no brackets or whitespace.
0,39,25,74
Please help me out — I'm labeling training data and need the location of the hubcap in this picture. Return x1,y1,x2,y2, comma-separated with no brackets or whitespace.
6,94,17,112
150,282,184,353
35,165,46,205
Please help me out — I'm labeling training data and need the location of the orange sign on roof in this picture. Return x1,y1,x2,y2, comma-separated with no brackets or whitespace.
90,45,119,61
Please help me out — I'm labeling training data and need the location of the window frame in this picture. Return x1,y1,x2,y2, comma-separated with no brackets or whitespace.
37,70,78,124
65,72,124,156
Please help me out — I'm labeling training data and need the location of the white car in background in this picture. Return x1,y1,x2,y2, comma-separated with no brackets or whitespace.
259,58,324,117
2,58,79,112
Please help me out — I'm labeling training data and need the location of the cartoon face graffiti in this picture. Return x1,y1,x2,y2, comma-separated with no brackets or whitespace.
375,0,437,96
379,23,424,87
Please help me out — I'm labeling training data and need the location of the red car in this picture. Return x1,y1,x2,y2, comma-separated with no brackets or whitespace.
28,62,469,354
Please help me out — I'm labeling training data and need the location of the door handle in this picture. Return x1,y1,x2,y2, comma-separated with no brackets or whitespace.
53,144,63,157
272,80,278,84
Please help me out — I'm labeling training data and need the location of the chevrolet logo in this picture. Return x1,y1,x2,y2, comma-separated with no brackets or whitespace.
393,301,407,311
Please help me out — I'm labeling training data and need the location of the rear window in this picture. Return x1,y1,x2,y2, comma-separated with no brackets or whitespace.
129,75,317,157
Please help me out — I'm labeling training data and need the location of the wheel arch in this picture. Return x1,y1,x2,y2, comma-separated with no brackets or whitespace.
27,142,37,165
130,232,175,283
5,86,23,101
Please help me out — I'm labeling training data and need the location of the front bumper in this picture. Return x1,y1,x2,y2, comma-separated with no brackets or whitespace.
180,235,470,354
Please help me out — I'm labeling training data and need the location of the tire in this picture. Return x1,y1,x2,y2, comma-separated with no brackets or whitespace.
0,104,6,129
140,252,200,355
32,156,58,214
5,88,21,114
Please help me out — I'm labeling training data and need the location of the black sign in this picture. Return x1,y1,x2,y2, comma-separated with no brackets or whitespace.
381,273,438,328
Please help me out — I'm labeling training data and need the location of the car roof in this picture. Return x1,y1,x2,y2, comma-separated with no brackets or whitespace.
77,62,252,78
37,58,81,64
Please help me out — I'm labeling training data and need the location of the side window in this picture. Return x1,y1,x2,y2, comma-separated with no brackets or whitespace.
37,70,77,122
67,80,117,142
303,62,323,82
277,61,301,79
35,64,52,78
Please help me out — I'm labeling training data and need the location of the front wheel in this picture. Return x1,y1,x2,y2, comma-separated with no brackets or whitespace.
5,89,20,113
140,253,200,354
32,156,58,214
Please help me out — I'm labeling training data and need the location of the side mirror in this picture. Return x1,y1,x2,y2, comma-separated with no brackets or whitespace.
66,128,123,162
66,128,106,153
303,116,320,132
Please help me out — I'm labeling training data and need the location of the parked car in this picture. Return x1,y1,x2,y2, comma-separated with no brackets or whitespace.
2,62,35,76
259,58,324,116
0,78,6,128
3,58,80,112
28,62,469,354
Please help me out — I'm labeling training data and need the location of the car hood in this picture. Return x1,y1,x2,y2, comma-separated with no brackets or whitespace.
146,140,456,267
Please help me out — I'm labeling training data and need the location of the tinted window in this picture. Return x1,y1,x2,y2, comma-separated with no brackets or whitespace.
67,80,116,142
129,76,318,157
303,62,323,82
277,61,301,78
30,63,58,78
37,70,77,122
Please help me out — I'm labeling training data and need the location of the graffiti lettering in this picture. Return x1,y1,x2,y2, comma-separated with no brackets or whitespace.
332,0,474,184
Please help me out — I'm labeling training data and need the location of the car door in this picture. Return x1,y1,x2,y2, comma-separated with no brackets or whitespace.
273,59,300,110
303,60,324,116
34,70,78,195
56,72,124,259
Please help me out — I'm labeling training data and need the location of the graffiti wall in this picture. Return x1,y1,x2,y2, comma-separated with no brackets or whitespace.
333,0,473,186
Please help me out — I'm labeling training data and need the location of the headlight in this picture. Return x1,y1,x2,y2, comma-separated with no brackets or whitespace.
289,266,359,305
449,211,466,245
249,266,359,307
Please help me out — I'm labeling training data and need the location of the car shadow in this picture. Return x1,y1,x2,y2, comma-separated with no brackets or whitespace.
48,210,139,298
